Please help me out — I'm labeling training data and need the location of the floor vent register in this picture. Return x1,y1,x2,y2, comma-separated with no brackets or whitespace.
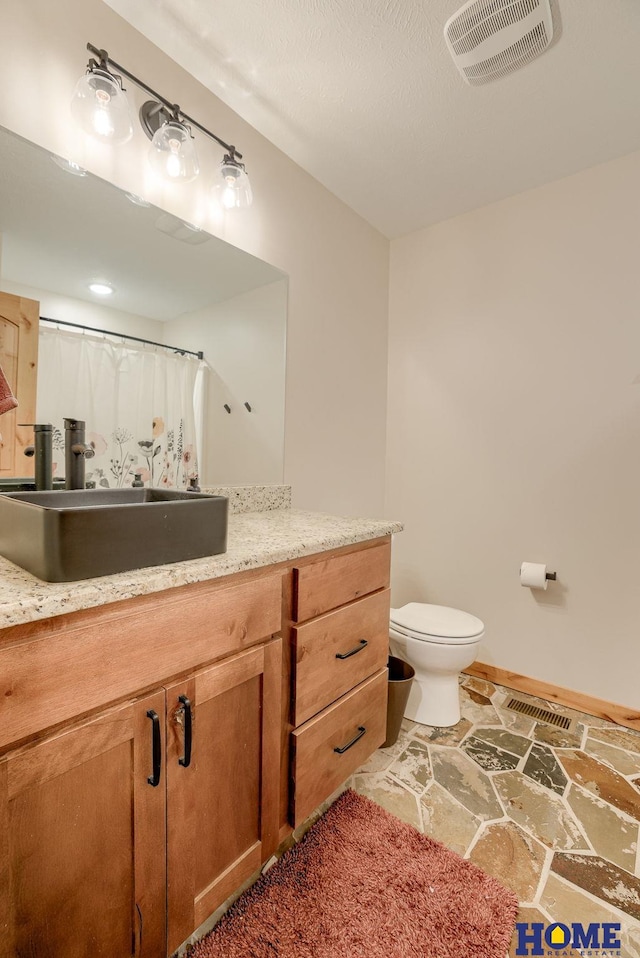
504,696,575,731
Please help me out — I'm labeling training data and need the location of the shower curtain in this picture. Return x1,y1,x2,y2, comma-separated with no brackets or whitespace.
37,326,206,490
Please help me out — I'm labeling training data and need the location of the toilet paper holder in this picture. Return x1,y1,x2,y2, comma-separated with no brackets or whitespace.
520,562,557,589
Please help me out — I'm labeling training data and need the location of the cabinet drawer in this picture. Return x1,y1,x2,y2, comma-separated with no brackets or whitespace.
292,589,390,726
292,540,390,622
0,575,282,751
289,669,387,827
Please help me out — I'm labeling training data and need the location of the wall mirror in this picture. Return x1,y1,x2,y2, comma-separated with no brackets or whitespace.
0,124,287,487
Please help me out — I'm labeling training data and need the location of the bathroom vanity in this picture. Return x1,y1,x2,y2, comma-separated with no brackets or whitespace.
0,503,401,957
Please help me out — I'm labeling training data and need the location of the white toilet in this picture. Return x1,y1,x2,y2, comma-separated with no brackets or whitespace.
389,603,484,728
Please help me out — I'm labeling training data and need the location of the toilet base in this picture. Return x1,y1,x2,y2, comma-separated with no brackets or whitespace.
404,673,462,728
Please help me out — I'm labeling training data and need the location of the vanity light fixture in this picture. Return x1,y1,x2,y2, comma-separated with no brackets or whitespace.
146,113,199,183
217,153,253,210
138,99,200,183
71,49,134,144
72,43,253,206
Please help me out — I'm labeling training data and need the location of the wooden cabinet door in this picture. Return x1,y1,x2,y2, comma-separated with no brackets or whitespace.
0,691,166,958
166,638,281,954
0,290,39,477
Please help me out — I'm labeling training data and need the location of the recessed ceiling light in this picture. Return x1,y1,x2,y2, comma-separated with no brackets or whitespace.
88,282,114,296
50,154,88,176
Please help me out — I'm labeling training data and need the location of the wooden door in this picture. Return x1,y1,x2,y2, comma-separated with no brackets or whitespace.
0,290,39,477
0,690,166,958
166,638,281,954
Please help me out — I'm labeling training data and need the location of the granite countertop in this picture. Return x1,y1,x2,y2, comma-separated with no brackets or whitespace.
0,509,403,628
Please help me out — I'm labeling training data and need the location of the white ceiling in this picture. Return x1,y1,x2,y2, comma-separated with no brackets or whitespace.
105,0,640,238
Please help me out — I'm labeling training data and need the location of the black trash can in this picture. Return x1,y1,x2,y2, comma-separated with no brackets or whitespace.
382,655,415,748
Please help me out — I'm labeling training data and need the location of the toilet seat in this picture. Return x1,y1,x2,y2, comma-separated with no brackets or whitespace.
390,603,484,646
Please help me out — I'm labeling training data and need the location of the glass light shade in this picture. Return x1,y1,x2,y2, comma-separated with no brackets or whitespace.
148,121,199,183
71,70,134,144
216,158,253,210
124,192,151,208
50,155,87,177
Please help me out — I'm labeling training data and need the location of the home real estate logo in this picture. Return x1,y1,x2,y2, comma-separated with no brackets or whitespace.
515,920,622,956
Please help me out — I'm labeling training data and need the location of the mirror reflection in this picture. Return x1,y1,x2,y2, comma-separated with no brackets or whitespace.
0,125,287,487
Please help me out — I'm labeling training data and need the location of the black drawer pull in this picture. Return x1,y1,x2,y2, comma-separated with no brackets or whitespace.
334,726,366,754
335,639,368,660
146,709,161,787
178,694,192,768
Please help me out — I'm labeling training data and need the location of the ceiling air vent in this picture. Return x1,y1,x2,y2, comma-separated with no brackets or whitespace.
444,0,554,86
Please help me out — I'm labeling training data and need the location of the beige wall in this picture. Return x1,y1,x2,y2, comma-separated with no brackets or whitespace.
387,151,640,707
165,281,287,486
0,0,389,515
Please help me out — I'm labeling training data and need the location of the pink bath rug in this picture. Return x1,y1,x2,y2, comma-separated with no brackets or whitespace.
188,788,518,957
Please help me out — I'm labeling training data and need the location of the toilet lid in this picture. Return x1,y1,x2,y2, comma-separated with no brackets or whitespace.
390,603,484,643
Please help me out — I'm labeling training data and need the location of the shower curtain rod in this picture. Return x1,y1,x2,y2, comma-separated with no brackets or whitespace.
40,316,204,360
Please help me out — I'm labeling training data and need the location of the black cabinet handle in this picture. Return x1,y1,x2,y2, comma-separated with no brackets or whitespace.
335,639,368,660
146,709,161,787
178,694,192,768
334,726,366,754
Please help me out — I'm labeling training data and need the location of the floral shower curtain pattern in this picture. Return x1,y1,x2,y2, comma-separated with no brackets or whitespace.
37,327,206,490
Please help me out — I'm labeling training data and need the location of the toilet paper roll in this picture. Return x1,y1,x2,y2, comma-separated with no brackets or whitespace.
520,562,548,590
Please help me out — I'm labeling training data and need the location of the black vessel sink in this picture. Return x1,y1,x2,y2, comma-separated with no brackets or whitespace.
0,478,37,493
0,488,228,582
0,478,66,493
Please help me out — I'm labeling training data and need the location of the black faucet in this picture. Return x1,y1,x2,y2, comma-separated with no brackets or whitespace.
22,423,54,490
64,418,95,490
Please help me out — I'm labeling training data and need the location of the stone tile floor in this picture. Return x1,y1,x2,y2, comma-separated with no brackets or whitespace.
350,676,640,957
